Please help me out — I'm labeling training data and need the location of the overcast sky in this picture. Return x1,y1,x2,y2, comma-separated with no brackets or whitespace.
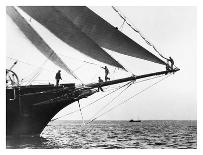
6,6,196,120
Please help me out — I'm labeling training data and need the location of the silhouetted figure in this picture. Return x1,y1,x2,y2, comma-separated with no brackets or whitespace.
55,70,62,86
98,77,104,92
167,57,174,70
166,63,170,71
101,66,110,81
165,63,170,74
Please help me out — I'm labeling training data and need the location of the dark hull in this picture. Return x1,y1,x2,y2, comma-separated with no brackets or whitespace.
6,84,96,136
6,69,179,136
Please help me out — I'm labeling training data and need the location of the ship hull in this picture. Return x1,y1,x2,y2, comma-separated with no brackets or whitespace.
6,84,96,136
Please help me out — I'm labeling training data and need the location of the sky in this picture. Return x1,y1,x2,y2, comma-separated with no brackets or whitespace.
6,6,196,120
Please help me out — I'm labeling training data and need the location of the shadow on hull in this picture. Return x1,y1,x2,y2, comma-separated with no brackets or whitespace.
6,84,96,136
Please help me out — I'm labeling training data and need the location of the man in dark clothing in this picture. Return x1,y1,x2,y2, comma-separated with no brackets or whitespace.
165,63,171,74
167,57,174,70
98,77,104,92
169,57,174,70
166,62,170,71
55,70,62,86
101,66,110,81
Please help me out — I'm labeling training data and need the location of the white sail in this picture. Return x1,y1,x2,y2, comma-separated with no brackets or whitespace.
54,6,166,65
7,6,80,80
19,6,126,70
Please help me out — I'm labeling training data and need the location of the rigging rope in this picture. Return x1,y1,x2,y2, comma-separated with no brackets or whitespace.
7,57,58,75
58,53,103,68
78,101,85,125
26,57,50,85
58,53,123,83
85,74,172,125
73,63,88,72
119,19,126,31
112,6,168,61
8,56,84,85
9,51,55,85
50,81,132,122
51,73,166,122
87,81,133,123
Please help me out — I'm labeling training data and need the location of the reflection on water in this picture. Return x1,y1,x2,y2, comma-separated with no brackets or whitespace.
7,120,197,149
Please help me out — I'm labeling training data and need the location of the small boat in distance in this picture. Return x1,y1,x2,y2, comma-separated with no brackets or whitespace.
129,117,142,122
129,119,141,122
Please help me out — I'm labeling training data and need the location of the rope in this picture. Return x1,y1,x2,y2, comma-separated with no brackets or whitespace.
78,101,85,125
7,56,51,85
58,53,102,68
73,63,88,72
26,57,50,85
58,53,129,75
51,73,166,122
7,57,34,67
87,81,133,123
85,74,172,125
119,19,126,31
7,57,58,74
50,81,132,122
7,56,82,84
112,6,168,61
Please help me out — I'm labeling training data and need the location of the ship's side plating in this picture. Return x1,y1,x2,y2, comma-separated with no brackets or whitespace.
6,84,96,136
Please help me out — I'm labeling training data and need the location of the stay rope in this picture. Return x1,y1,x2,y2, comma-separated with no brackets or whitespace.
58,53,103,68
7,57,57,74
58,53,123,82
50,81,132,122
26,57,50,85
87,81,133,123
112,6,168,61
8,56,84,85
85,74,172,125
78,101,85,125
102,74,162,93
50,73,166,122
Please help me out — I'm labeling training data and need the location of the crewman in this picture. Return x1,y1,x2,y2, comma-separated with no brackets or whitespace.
165,62,171,74
167,57,174,70
55,70,62,86
98,77,104,92
166,62,171,71
101,66,110,81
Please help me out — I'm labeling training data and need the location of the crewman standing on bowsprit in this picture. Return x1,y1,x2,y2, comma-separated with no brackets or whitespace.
166,56,174,71
101,66,110,82
168,57,174,70
98,76,104,92
55,70,62,86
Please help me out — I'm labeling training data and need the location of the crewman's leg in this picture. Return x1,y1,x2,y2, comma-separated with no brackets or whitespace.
56,79,59,86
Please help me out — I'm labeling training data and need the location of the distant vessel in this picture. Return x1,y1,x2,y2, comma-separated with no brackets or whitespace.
129,117,141,122
6,6,179,136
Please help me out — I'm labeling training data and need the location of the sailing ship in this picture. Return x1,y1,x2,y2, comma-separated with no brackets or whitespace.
6,6,179,136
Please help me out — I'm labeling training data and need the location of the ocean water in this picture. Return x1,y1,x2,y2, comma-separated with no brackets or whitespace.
6,120,197,149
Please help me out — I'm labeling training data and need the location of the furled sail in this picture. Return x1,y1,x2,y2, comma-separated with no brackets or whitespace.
7,6,79,80
19,6,125,70
54,6,166,65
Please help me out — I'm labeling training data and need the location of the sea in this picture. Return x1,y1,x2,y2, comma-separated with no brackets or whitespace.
6,120,197,149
